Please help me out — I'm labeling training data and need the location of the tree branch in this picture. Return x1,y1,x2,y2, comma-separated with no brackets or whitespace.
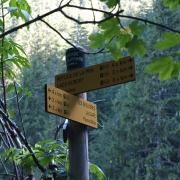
0,156,8,174
59,8,121,25
54,122,64,140
0,3,179,39
14,82,27,140
0,118,21,180
0,0,7,112
0,109,46,173
0,132,9,148
0,173,16,177
90,0,96,23
0,1,70,38
40,19,77,49
119,14,179,33
65,4,180,33
40,19,105,54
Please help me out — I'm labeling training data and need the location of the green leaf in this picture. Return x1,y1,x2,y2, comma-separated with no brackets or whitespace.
108,45,122,59
1,38,29,77
98,17,120,43
163,0,180,9
178,71,180,81
89,163,106,180
25,90,32,97
0,19,3,32
39,156,53,166
155,32,180,50
177,49,180,54
9,110,14,118
21,9,31,21
1,147,16,158
107,38,122,59
129,21,145,36
9,0,31,22
100,0,119,8
37,140,57,146
159,63,174,80
116,32,132,49
3,0,9,3
171,61,180,79
89,33,105,49
126,36,146,57
146,56,175,80
6,66,17,79
6,83,14,93
99,17,119,31
147,56,173,73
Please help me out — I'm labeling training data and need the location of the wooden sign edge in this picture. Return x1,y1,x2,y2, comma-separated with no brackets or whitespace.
45,84,48,113
44,85,98,128
55,57,136,95
55,56,134,79
55,78,136,95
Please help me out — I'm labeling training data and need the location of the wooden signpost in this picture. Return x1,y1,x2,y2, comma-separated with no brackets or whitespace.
45,85,97,128
55,56,135,94
45,47,136,180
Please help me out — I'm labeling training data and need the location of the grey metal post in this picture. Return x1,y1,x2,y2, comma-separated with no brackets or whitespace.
66,48,89,180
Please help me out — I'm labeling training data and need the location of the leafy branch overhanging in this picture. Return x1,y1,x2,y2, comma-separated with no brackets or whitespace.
0,1,179,39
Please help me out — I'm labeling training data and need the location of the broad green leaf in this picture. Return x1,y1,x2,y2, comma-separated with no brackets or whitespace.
147,56,173,73
99,17,119,31
159,63,174,80
171,61,180,79
116,32,132,49
89,163,106,180
99,18,120,41
89,33,105,48
3,0,9,3
129,21,145,36
155,32,180,50
163,0,180,9
146,56,175,80
126,36,146,57
106,36,124,59
108,42,122,59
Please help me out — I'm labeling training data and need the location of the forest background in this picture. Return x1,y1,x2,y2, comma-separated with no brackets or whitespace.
0,0,180,179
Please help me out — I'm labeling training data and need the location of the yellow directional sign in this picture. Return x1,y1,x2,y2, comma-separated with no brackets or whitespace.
45,85,97,128
55,56,135,94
